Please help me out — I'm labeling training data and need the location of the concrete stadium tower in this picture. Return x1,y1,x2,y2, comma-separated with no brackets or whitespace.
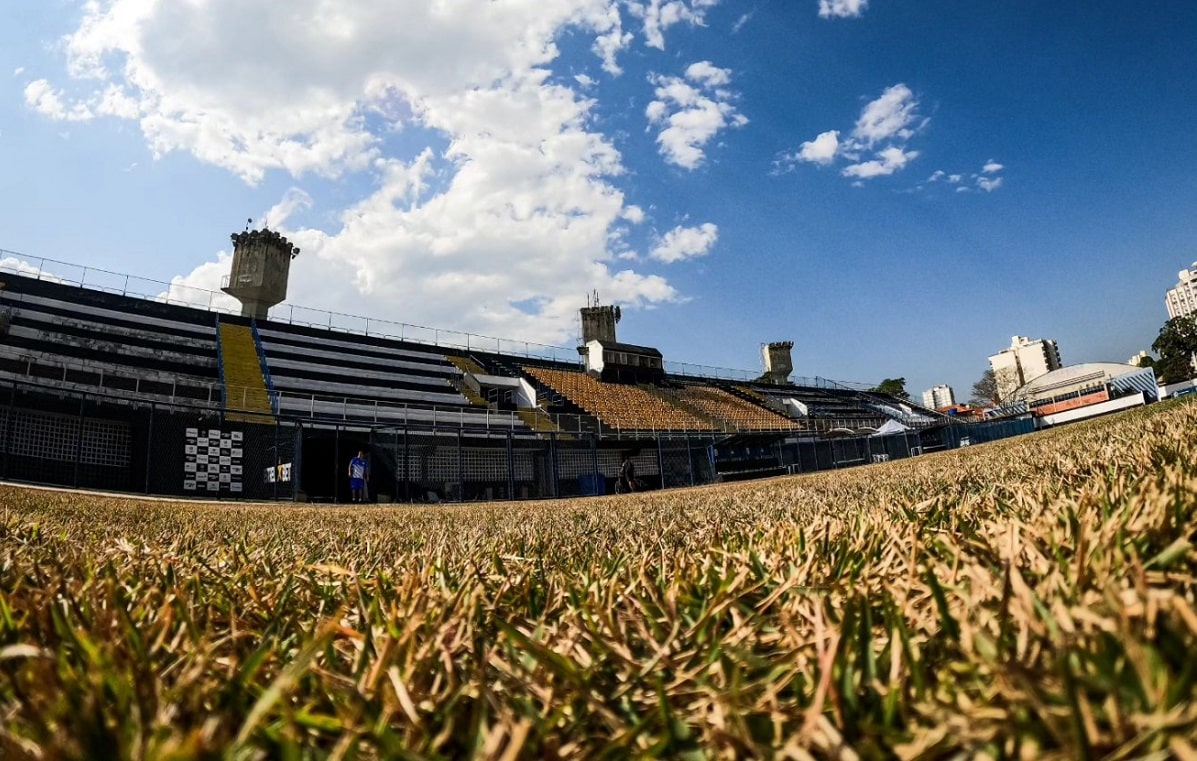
222,224,300,320
579,292,620,344
761,341,794,385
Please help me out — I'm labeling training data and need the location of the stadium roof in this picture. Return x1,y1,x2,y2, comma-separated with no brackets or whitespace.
1010,362,1140,402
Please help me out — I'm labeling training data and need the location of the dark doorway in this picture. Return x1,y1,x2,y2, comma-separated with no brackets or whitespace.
301,429,371,503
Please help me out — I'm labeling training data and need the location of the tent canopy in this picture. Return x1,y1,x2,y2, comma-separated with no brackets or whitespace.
871,419,909,437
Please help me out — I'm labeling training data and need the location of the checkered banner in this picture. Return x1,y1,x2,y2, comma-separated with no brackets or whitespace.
183,428,243,493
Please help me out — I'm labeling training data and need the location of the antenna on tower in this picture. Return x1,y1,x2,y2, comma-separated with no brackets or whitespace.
244,217,253,232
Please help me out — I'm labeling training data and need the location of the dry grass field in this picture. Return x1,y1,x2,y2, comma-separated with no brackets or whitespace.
2,400,1196,760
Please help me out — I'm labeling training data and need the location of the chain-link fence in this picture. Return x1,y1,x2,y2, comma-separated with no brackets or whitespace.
0,379,1036,503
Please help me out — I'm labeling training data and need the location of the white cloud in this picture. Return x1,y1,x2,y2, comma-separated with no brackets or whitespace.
784,84,924,182
12,67,25,77
158,253,242,313
629,0,719,51
646,61,747,169
796,130,840,166
574,73,597,89
622,205,646,224
732,12,754,33
262,188,315,228
852,84,919,148
0,256,64,282
650,222,718,263
685,60,731,88
24,79,94,122
31,1,723,346
842,146,918,178
926,160,1004,194
587,4,632,75
818,0,868,19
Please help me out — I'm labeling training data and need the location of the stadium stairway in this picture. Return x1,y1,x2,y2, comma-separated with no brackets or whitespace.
516,406,565,436
725,384,808,426
638,383,726,431
443,355,490,407
218,320,274,424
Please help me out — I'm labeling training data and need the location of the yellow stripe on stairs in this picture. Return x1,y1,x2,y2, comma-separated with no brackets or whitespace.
218,322,274,423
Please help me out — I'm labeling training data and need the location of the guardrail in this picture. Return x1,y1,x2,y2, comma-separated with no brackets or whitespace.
0,250,879,389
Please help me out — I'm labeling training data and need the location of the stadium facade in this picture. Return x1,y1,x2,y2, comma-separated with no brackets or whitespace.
0,243,1038,503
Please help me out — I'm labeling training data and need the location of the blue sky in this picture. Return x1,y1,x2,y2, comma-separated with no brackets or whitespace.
2,0,1194,400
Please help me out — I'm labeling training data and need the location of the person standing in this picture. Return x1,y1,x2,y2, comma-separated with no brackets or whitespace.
348,450,369,503
618,453,637,494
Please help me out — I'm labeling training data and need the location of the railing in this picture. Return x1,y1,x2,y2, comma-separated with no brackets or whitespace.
0,250,881,389
249,319,279,415
0,252,579,364
0,337,926,439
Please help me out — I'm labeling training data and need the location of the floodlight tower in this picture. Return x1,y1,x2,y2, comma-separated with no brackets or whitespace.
221,222,300,320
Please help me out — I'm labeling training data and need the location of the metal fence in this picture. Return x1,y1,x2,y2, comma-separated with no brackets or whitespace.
0,379,1035,504
0,251,886,389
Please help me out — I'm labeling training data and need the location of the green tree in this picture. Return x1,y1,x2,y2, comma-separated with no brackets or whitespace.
1151,315,1197,385
870,377,910,400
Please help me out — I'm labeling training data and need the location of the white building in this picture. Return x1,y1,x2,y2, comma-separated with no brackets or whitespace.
1127,350,1152,367
1166,262,1197,319
921,384,955,409
989,335,1063,400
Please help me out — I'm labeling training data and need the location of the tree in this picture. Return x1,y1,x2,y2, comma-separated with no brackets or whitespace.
1151,315,1197,385
870,377,910,400
969,368,1001,406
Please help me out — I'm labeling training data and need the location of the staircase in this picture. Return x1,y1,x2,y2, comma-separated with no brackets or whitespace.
638,383,727,432
218,320,274,423
517,406,567,436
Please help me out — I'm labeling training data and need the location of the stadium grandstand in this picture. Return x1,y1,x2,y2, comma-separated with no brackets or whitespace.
0,231,1035,503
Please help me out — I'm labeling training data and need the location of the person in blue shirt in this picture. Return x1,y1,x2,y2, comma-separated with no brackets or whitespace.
348,450,369,503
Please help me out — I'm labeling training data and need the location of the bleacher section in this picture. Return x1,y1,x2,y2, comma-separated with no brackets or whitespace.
0,276,221,405
675,384,800,431
0,271,944,439
256,321,527,429
524,366,715,432
749,384,886,425
217,321,274,423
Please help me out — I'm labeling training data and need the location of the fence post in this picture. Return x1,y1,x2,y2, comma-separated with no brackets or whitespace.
2,380,14,480
144,404,155,494
549,432,559,498
292,423,302,502
272,421,280,501
590,433,599,494
73,392,87,488
686,434,695,486
454,430,464,502
506,430,515,500
391,429,400,505
334,425,341,504
656,436,665,490
400,426,410,503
